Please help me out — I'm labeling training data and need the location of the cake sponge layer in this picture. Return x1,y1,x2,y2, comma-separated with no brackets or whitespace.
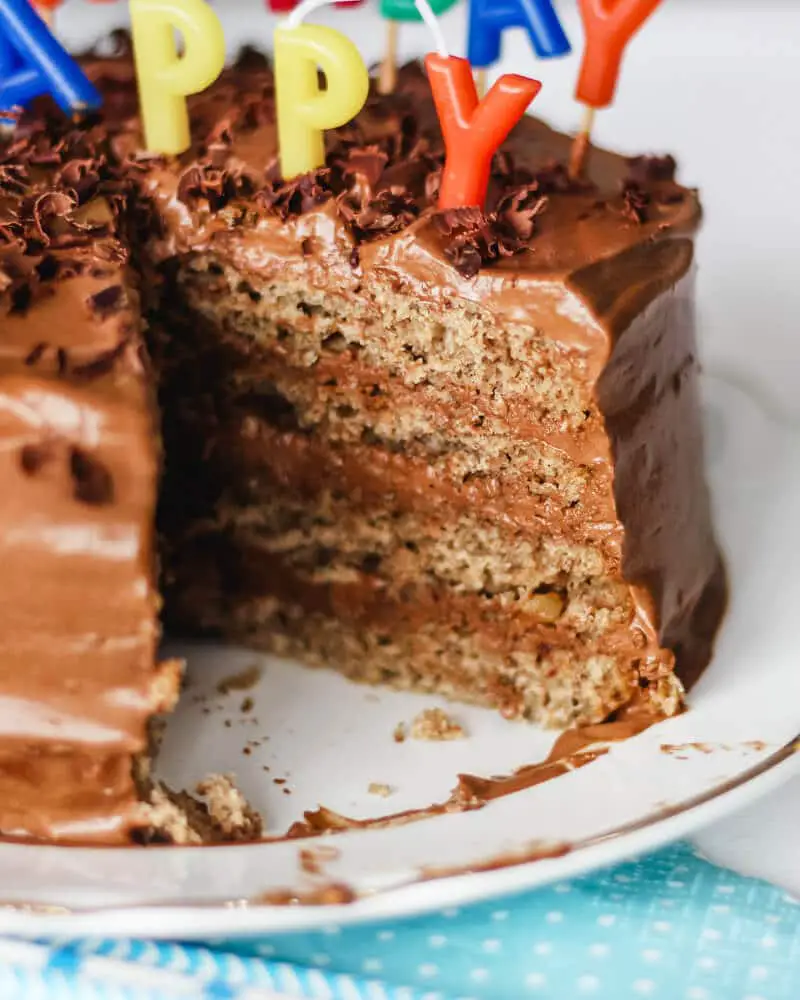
164,491,683,727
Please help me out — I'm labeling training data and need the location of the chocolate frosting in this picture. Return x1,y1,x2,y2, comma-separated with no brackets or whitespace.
0,47,724,842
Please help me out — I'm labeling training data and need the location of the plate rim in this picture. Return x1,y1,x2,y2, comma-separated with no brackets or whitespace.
0,734,797,939
0,375,796,938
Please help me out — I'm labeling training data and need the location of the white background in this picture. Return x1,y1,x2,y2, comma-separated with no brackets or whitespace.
54,0,800,890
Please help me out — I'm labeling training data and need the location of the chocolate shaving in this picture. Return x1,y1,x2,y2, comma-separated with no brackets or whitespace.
424,168,441,206
87,284,124,319
24,341,48,366
55,158,104,204
627,154,677,185
17,183,117,252
338,190,419,242
339,146,388,192
621,181,650,224
432,184,546,278
35,255,58,281
0,165,29,196
69,447,114,506
30,191,78,245
531,160,595,196
176,163,256,213
19,442,54,476
10,284,32,315
496,182,548,242
207,141,231,171
256,168,332,221
0,223,23,248
56,347,69,376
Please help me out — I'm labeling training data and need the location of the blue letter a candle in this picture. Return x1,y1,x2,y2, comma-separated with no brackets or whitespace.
0,0,100,116
467,0,571,68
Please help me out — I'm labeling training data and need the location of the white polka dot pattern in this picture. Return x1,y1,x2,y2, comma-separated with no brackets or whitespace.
15,842,800,1000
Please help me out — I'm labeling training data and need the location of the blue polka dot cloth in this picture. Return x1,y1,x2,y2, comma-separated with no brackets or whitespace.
3,842,800,999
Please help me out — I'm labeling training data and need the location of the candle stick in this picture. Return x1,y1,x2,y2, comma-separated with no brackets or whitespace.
568,104,594,178
378,18,399,94
415,0,541,210
467,0,570,92
274,0,369,179
130,0,225,155
378,0,458,95
569,0,664,178
0,0,100,116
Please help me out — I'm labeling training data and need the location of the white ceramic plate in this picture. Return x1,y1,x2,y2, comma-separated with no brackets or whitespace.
0,375,798,939
7,0,798,939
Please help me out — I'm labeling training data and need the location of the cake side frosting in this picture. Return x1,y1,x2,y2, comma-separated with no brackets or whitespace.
0,114,182,841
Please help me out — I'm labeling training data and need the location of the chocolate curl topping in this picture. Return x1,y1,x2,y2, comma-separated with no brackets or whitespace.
31,191,80,246
87,284,124,319
626,154,677,185
340,145,389,193
433,184,547,279
620,180,650,224
256,167,332,221
0,164,29,196
55,158,104,204
337,189,420,242
177,163,256,213
495,181,548,242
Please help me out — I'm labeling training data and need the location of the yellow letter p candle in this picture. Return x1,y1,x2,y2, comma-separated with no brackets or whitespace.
274,17,369,179
130,0,226,156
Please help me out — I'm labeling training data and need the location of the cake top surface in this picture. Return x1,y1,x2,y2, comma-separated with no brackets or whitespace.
1,41,699,347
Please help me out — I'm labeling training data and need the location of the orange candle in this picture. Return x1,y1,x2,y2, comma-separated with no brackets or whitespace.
425,53,541,210
576,0,664,108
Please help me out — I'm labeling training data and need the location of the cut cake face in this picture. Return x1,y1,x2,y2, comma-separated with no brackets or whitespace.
0,54,724,843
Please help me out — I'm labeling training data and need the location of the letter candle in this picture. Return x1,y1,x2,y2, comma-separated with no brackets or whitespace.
415,0,541,210
274,0,369,179
467,0,570,98
569,0,664,178
130,0,226,156
0,0,100,117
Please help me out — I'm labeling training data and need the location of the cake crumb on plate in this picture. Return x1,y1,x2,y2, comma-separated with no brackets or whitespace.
368,782,393,797
216,664,262,695
410,708,467,741
195,773,263,841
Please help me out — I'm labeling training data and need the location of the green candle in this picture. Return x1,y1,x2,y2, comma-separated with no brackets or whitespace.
380,0,457,20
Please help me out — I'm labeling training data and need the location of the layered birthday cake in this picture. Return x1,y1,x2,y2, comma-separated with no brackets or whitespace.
0,44,725,843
